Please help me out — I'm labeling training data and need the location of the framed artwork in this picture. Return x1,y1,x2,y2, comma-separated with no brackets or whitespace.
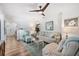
64,17,78,27
45,21,53,31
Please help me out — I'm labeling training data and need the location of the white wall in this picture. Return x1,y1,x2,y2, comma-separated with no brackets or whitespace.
40,3,79,35
0,10,5,41
0,3,79,38
40,3,63,33
1,3,43,31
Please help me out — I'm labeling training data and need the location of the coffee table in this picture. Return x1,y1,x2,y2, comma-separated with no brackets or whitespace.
32,40,45,49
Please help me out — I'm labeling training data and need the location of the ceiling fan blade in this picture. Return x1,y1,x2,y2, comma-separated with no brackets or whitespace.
42,3,49,12
29,10,42,12
41,13,45,16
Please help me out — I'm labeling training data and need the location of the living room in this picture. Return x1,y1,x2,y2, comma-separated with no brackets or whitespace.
0,3,79,56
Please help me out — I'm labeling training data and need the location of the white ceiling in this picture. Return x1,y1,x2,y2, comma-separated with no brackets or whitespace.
0,3,40,16
0,3,79,29
0,3,79,19
0,3,45,29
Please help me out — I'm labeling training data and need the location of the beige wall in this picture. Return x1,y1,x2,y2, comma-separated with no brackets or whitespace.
62,17,79,39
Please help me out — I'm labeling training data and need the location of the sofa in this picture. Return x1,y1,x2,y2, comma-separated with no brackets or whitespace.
42,34,79,56
38,32,61,43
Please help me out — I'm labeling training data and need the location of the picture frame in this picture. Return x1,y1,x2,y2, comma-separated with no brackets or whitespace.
64,17,78,27
45,21,53,31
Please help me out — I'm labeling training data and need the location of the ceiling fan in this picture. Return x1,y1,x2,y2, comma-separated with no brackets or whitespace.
29,3,50,16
